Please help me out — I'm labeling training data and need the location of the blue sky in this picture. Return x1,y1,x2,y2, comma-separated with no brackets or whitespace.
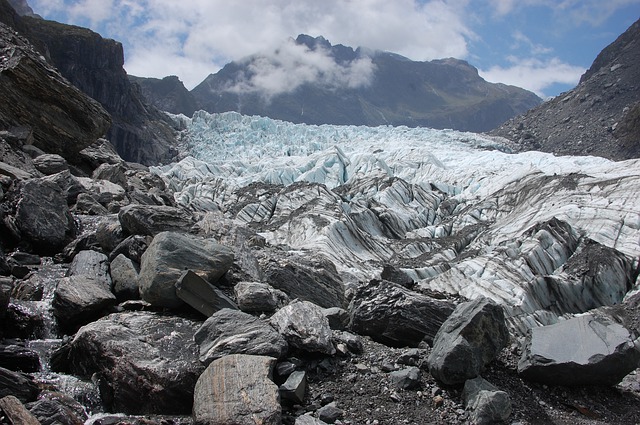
29,0,640,98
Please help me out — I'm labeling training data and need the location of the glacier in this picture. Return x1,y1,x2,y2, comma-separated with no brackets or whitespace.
155,111,640,335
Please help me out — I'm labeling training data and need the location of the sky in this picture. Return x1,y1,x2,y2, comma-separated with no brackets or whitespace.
28,0,640,99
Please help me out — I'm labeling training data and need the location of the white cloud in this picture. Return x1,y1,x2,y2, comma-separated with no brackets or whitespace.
479,57,585,98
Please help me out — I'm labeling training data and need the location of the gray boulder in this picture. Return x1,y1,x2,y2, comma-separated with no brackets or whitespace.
50,311,203,414
462,377,512,424
109,253,139,300
280,370,307,404
94,215,124,253
27,391,88,425
234,281,279,313
270,300,335,355
92,163,127,188
0,278,12,317
428,297,509,385
175,270,237,317
138,231,234,308
118,204,195,236
32,154,68,175
41,170,85,205
389,366,421,390
0,395,40,425
67,250,111,291
349,280,455,347
295,415,329,425
518,312,640,386
194,308,288,365
193,354,281,425
77,177,125,206
52,276,117,331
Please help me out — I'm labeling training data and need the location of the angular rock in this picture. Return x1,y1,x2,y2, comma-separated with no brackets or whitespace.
77,138,123,169
349,280,455,347
52,276,117,331
333,331,364,355
317,403,344,424
73,193,108,215
175,270,237,317
67,250,111,291
41,170,85,205
108,234,150,263
193,354,281,425
323,307,349,331
234,281,278,313
270,300,335,355
77,177,125,205
138,231,234,308
27,391,87,425
32,154,68,175
0,277,12,317
0,160,32,180
0,395,40,425
428,297,509,385
295,414,329,425
118,204,195,236
50,311,203,414
94,215,124,253
92,162,127,188
462,377,512,425
0,366,39,402
280,370,307,404
194,308,288,365
518,312,640,386
109,253,139,300
389,366,421,390
0,340,40,372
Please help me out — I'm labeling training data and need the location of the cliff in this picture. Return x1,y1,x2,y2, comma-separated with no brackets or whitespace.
129,75,198,117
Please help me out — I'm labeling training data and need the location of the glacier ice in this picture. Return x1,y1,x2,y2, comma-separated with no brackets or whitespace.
156,111,640,334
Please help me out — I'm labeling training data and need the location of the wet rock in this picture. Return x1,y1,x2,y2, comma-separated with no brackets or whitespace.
0,366,39,402
234,281,279,313
323,307,349,331
428,297,509,385
0,340,39,372
67,250,111,291
0,395,40,425
193,354,281,425
194,308,288,365
175,270,237,317
1,303,45,339
118,204,194,236
0,278,12,317
32,154,68,175
280,370,307,404
518,312,640,386
349,280,455,347
389,366,421,390
50,311,203,414
27,391,87,425
270,300,336,355
109,253,139,300
138,231,234,308
52,276,117,331
462,377,512,425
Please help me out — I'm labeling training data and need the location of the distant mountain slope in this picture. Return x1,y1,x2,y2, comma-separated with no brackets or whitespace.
190,35,541,132
129,75,198,117
492,18,640,160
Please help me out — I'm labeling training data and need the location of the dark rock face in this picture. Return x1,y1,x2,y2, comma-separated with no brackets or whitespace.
518,312,640,386
129,75,198,116
427,297,509,385
191,35,540,132
492,18,640,160
118,204,195,236
348,280,455,347
0,366,39,402
50,312,203,414
0,22,111,160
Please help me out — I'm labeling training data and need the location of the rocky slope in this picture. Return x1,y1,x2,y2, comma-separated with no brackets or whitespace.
491,18,640,161
188,35,541,132
129,75,199,117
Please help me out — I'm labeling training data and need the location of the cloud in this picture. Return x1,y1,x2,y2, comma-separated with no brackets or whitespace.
479,57,585,98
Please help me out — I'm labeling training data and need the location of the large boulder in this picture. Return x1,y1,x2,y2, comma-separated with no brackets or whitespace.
518,312,640,386
0,366,39,403
194,308,288,365
428,297,509,385
32,154,68,175
118,204,195,236
50,311,203,414
462,377,512,425
234,281,281,313
109,253,139,300
175,270,237,317
349,280,455,347
67,250,111,291
138,231,234,308
193,354,281,425
270,300,335,355
52,276,117,331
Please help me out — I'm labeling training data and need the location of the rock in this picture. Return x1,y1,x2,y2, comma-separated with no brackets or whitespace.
0,278,12,317
138,231,234,308
41,170,85,205
381,264,415,288
397,348,425,367
175,270,237,317
0,395,40,425
317,403,343,424
349,280,455,347
109,253,139,300
333,331,364,355
0,366,39,402
194,308,288,365
27,391,87,425
32,154,68,175
0,160,32,180
234,281,278,313
270,300,336,355
92,163,127,188
77,138,123,169
108,234,150,263
428,297,509,385
462,377,512,425
51,276,117,331
77,177,125,205
280,370,307,404
517,312,640,386
94,215,124,253
0,340,40,372
67,250,111,291
73,193,108,215
11,178,76,254
118,204,195,236
322,307,349,331
1,303,45,339
50,311,203,414
295,414,329,425
0,22,111,160
193,354,281,425
390,366,421,390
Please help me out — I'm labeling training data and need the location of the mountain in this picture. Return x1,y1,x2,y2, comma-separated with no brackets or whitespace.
189,35,541,132
492,18,640,161
129,74,198,117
